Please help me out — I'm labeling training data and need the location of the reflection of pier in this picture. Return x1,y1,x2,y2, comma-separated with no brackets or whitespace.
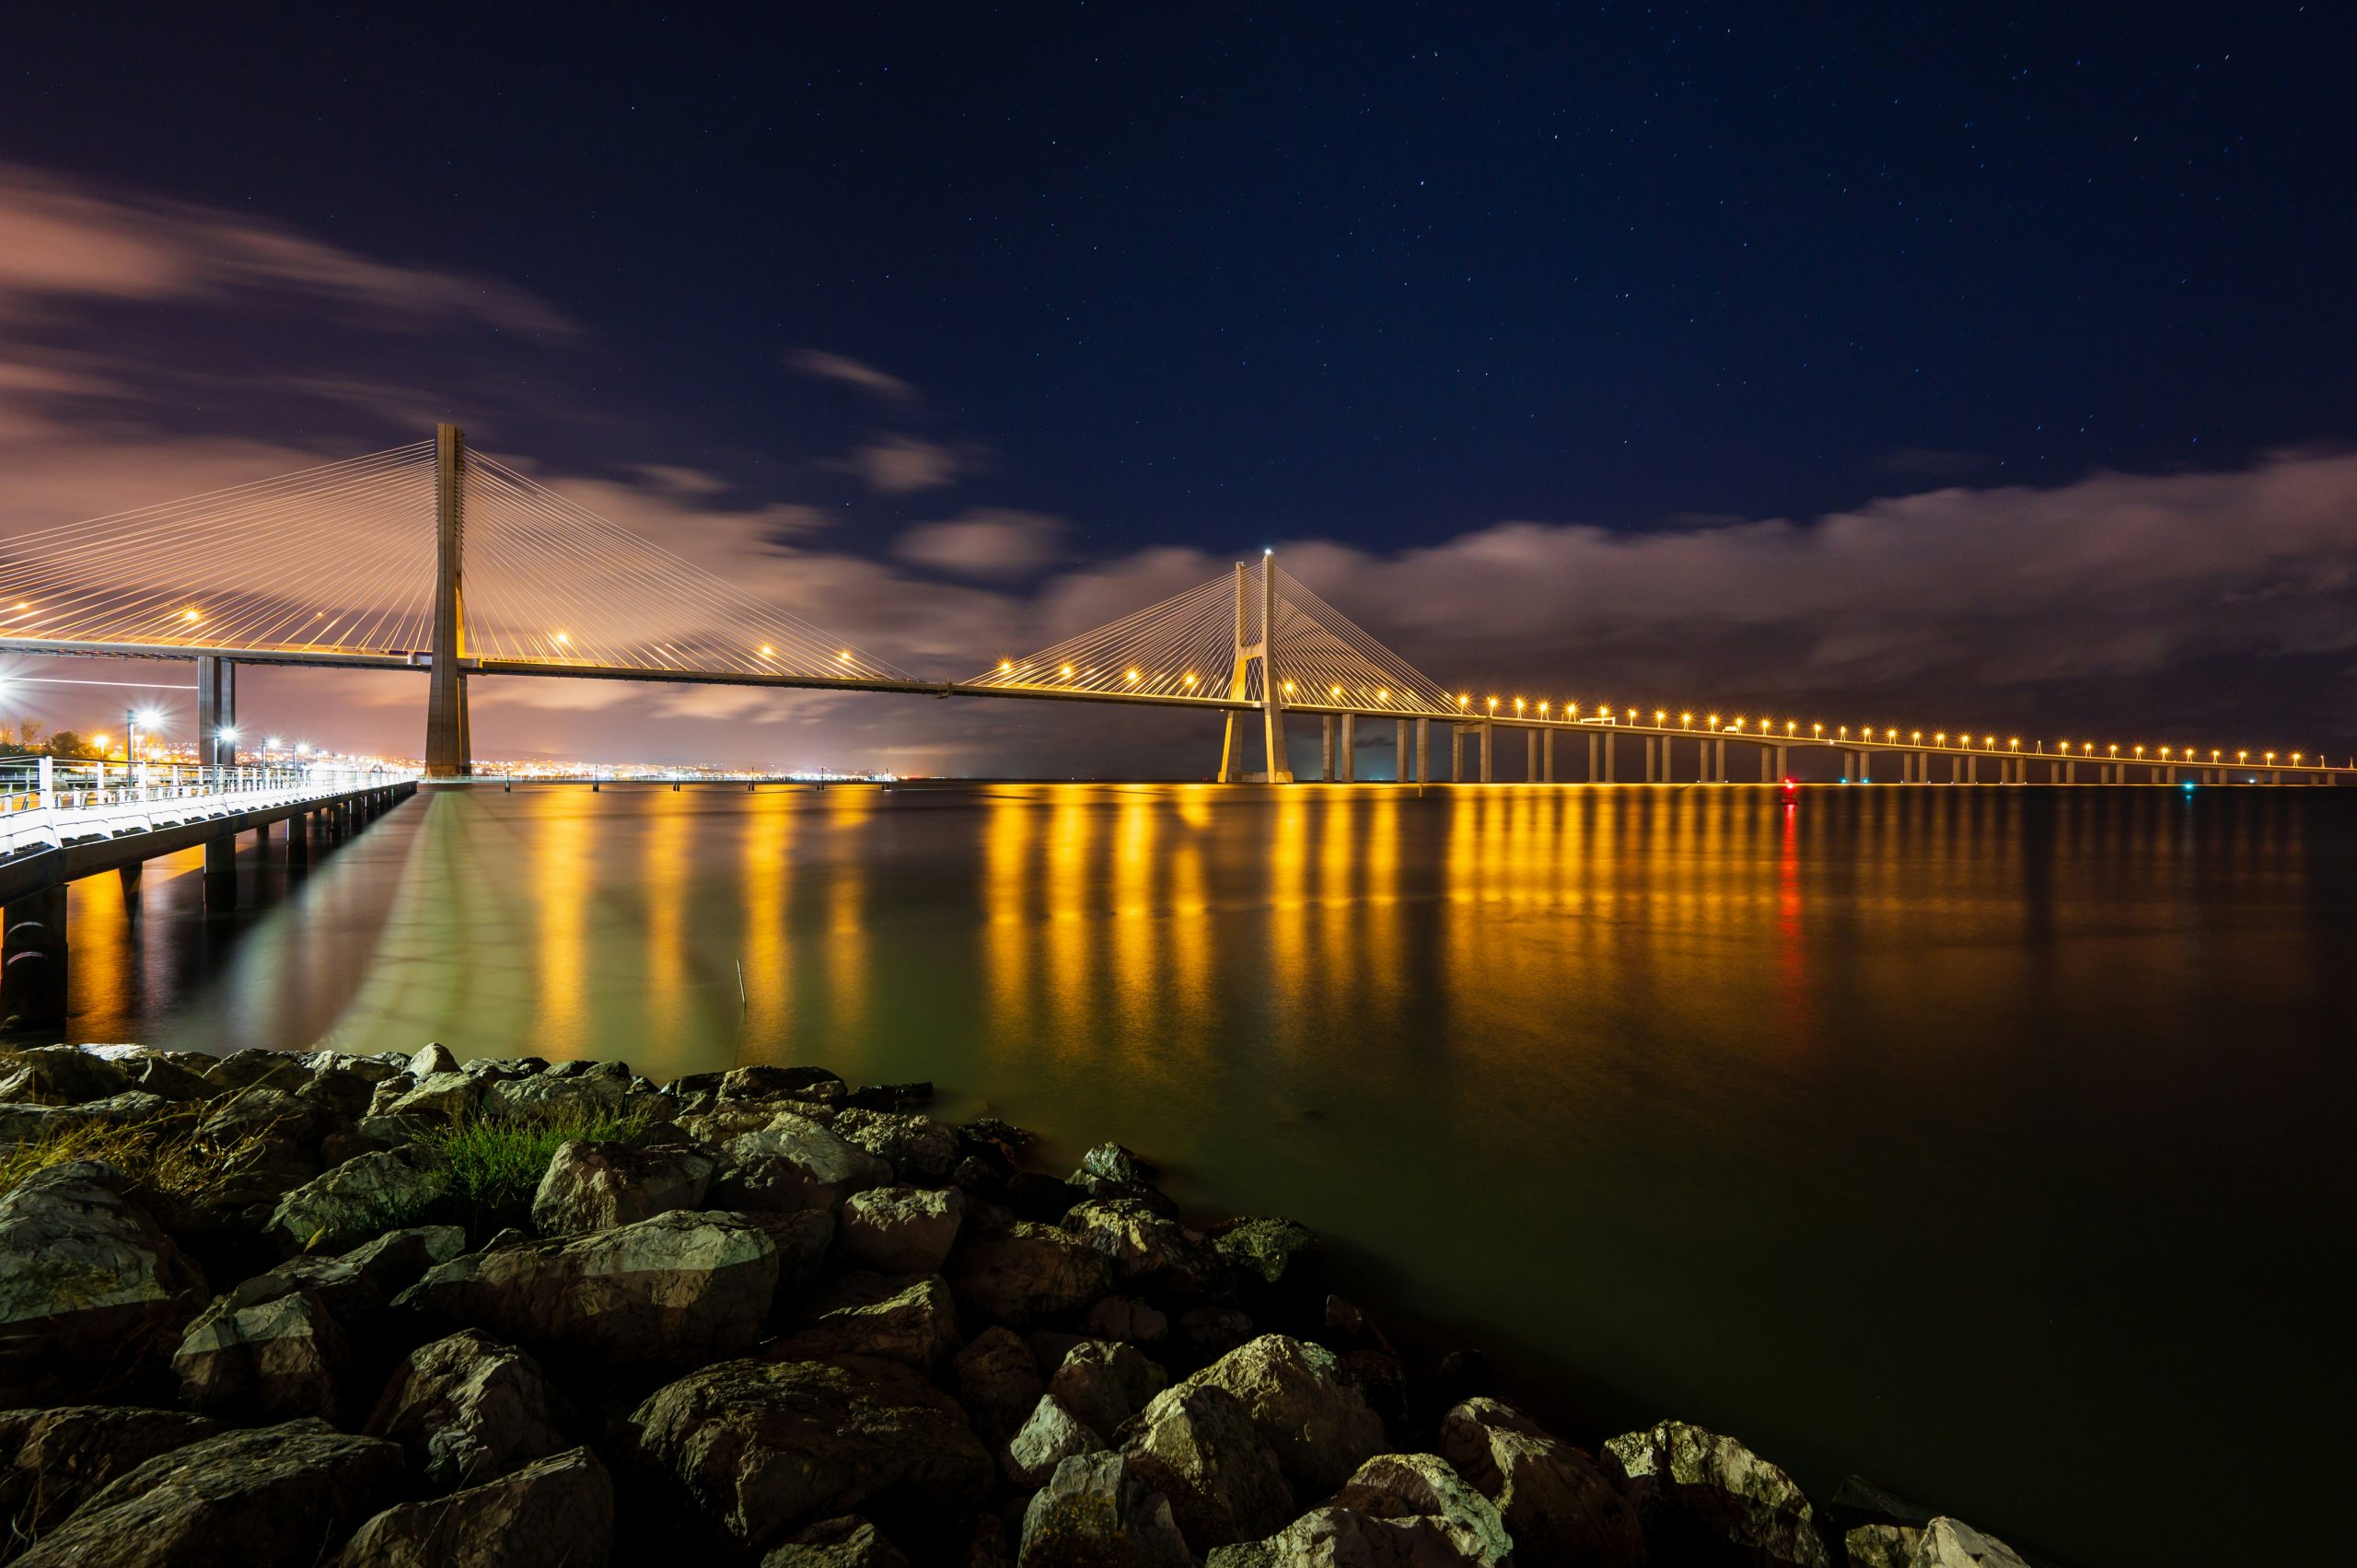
0,765,414,1028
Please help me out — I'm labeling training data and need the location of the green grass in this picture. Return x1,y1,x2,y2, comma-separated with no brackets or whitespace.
0,1108,274,1204
424,1101,656,1215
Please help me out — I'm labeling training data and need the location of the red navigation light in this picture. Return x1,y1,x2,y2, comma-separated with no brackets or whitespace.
1781,776,1799,791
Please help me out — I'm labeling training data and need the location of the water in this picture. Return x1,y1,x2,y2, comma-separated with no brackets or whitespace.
26,782,2355,1566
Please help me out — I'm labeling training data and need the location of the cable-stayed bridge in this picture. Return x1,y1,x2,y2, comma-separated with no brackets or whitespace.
0,424,2344,789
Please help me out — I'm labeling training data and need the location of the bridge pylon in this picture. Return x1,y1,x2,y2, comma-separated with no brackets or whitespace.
424,422,472,776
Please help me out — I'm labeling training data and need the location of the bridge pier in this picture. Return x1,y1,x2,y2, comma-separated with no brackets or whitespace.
1321,717,1335,782
118,862,142,910
1414,718,1429,784
1479,721,1493,784
1451,726,1464,783
1644,735,1657,782
0,885,68,1028
1588,732,1599,782
1524,729,1537,783
1339,714,1355,783
1775,745,1789,779
1759,746,1772,782
1542,729,1555,784
288,811,309,866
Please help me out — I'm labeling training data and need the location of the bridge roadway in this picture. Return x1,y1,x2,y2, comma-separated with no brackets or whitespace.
0,766,414,1028
0,633,2342,787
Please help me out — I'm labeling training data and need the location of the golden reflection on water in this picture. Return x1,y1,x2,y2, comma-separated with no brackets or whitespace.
534,794,591,1049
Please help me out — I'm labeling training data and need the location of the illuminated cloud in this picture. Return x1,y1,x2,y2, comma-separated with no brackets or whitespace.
830,433,977,495
785,348,917,405
896,509,1068,581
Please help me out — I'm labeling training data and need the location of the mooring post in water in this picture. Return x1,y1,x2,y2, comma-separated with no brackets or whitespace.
1,885,68,1028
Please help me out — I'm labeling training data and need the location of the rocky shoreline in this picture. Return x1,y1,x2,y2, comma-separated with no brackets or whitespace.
0,1042,2031,1567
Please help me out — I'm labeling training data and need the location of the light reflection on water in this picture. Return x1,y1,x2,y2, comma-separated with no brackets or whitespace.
27,781,2357,1567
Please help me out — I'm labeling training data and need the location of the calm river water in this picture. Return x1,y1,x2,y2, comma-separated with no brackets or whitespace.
27,782,2356,1566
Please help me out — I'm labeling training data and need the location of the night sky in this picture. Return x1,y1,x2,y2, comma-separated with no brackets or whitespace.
1,5,2351,772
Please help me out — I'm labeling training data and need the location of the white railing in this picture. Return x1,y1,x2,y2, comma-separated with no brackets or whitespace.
0,762,412,859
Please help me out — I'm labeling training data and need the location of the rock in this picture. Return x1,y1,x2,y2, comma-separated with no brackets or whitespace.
1077,1142,1154,1187
839,1185,966,1273
1337,1349,1410,1443
0,1161,208,1402
363,1329,567,1490
761,1516,911,1568
399,1209,787,1366
772,1274,963,1372
832,1109,961,1182
1432,1349,1494,1406
409,1042,460,1077
718,1113,893,1212
256,1224,467,1332
628,1355,992,1551
1210,1218,1321,1304
1602,1419,1833,1568
954,1327,1045,1443
528,1140,712,1235
1044,1339,1167,1441
332,1446,612,1567
1084,1295,1169,1348
0,1406,219,1548
15,1418,402,1568
721,1064,846,1104
1120,1380,1294,1549
1016,1452,1192,1568
172,1285,349,1422
1179,1306,1258,1356
484,1070,633,1118
203,1048,312,1092
381,1070,482,1121
115,1051,219,1101
950,1222,1116,1327
1335,1453,1512,1566
0,1045,129,1104
1003,1394,1100,1488
1062,1200,1219,1297
266,1149,444,1255
1172,1336,1387,1498
1437,1397,1642,1566
1847,1523,1924,1568
1909,1517,2033,1567
1204,1504,1473,1568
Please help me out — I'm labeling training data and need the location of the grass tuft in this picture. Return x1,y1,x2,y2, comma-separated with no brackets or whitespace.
0,1109,275,1204
424,1101,655,1216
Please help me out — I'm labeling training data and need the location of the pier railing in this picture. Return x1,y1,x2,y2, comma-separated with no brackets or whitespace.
0,761,413,858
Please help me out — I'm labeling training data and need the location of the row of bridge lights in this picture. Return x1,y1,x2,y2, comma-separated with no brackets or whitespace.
1446,695,2312,768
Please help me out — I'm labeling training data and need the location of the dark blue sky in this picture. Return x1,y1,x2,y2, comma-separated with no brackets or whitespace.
1,5,2351,769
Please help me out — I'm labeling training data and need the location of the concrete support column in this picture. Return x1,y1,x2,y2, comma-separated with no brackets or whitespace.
1774,746,1789,779
1339,714,1355,783
1415,718,1429,784
1479,722,1494,784
118,862,143,908
1525,729,1537,783
0,885,68,1027
255,819,273,848
426,422,473,777
1715,738,1728,782
1604,732,1617,783
1396,720,1410,783
1759,746,1773,783
1542,729,1555,784
196,655,238,769
1859,749,1872,784
1321,716,1336,783
1644,736,1657,783
1588,732,1599,781
288,811,308,865
1451,726,1464,783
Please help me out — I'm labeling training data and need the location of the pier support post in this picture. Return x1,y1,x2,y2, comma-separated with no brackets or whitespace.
1321,717,1336,783
288,812,308,866
425,422,473,777
118,862,142,908
1480,722,1493,784
1644,735,1657,783
1542,729,1555,783
1775,745,1789,779
0,885,67,1028
1339,714,1355,783
1415,717,1429,784
1759,746,1773,782
1525,729,1537,783
1588,732,1599,781
1451,726,1464,783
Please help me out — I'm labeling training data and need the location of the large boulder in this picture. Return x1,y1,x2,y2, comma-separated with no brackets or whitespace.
953,1326,1045,1443
1002,1393,1100,1488
1120,1380,1294,1550
398,1209,786,1366
1204,1505,1475,1568
528,1140,713,1235
250,1225,467,1333
0,1045,128,1104
378,1070,482,1121
772,1274,962,1373
1044,1339,1167,1441
1438,1397,1642,1565
0,1405,219,1549
761,1516,910,1568
0,1162,208,1404
838,1185,965,1274
1908,1517,2033,1567
266,1150,444,1256
1847,1524,1923,1568
1333,1453,1511,1566
1062,1201,1219,1297
1602,1419,1833,1568
1169,1336,1387,1497
172,1284,349,1422
15,1418,403,1567
1017,1451,1192,1568
363,1330,567,1490
949,1222,1116,1327
716,1114,893,1212
830,1109,959,1182
627,1355,992,1552
332,1446,612,1567
485,1070,633,1119
1208,1219,1321,1309
1083,1295,1169,1348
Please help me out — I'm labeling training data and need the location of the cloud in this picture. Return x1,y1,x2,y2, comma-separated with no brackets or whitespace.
830,433,979,495
0,161,573,334
785,348,917,404
896,509,1069,580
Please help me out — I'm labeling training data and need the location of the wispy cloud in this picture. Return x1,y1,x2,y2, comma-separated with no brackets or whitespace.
896,509,1068,581
830,433,981,495
785,348,917,405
